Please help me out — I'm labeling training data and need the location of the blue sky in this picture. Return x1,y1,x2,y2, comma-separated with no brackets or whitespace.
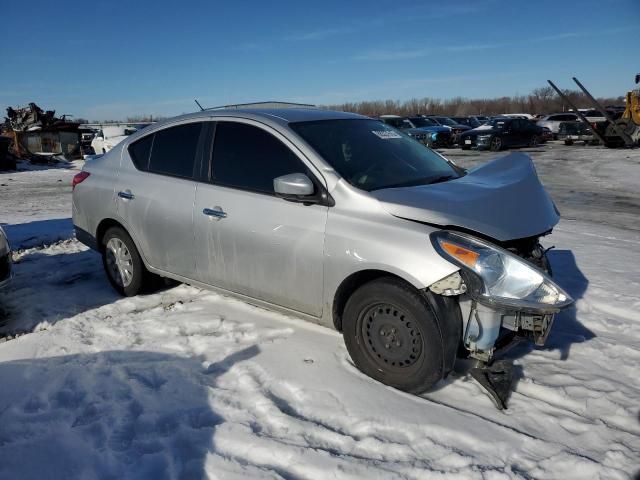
2,0,638,120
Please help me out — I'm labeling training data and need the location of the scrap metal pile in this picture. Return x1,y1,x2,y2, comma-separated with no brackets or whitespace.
1,102,81,166
4,103,77,132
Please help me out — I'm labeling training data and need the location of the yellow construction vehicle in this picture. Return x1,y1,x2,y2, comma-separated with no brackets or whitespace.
548,76,640,148
606,76,640,146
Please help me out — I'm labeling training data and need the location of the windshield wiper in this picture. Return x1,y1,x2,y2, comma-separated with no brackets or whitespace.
371,174,457,191
427,175,457,185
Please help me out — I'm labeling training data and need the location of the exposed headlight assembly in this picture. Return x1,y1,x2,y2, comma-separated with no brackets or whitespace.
431,231,573,313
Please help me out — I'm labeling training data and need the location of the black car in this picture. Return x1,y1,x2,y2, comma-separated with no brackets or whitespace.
459,118,544,151
450,116,481,129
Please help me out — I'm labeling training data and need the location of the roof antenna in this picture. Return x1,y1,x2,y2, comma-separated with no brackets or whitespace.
194,99,205,111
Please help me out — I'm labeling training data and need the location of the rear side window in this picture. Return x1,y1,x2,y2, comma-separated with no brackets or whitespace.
129,134,153,171
148,123,203,178
211,122,305,194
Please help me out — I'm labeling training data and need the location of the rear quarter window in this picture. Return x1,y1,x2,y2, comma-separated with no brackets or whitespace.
128,134,153,171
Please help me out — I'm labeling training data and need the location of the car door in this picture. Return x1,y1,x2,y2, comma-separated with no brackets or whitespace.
193,120,328,317
116,121,205,278
508,120,526,146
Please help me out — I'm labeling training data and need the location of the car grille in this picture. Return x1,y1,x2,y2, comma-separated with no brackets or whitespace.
434,132,452,146
0,253,10,282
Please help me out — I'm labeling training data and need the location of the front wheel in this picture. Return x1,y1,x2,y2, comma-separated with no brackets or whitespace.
102,227,154,296
342,278,445,393
489,136,502,151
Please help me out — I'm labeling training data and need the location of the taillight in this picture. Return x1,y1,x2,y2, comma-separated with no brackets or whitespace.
72,171,90,190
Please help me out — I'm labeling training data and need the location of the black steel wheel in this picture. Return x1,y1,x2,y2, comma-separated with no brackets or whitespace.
490,136,502,151
360,303,423,370
342,277,446,393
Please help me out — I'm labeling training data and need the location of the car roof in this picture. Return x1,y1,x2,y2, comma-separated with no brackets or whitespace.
150,108,368,129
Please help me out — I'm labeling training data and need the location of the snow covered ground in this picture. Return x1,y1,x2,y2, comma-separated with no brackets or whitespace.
0,146,639,479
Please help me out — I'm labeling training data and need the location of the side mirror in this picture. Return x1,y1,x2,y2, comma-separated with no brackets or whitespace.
274,173,314,196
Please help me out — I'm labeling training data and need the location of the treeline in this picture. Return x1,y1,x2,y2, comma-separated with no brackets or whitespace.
325,86,624,117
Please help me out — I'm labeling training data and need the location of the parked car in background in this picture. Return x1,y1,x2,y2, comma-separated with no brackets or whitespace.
378,115,430,145
0,226,11,289
557,121,596,145
500,113,535,120
426,116,471,144
450,116,481,129
540,126,553,142
91,125,139,154
472,115,489,124
459,117,545,151
536,113,579,137
72,107,572,407
407,116,453,147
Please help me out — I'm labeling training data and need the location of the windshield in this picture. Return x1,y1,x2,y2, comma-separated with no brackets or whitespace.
434,117,457,126
453,117,480,128
290,119,460,192
409,117,438,127
381,117,414,129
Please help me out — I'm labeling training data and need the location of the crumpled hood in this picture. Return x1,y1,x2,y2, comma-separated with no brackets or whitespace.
369,153,559,241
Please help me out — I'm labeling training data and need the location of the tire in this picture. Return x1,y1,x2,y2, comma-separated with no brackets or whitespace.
564,139,573,146
342,277,447,394
529,135,539,147
489,136,502,151
102,226,153,296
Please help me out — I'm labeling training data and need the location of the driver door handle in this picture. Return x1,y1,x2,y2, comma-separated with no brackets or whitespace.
203,207,227,219
118,191,135,200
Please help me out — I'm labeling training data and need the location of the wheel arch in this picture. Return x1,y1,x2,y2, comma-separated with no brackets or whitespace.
332,269,462,377
332,269,421,332
95,218,127,252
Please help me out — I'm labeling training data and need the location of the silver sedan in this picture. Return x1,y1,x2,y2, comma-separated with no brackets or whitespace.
72,107,572,407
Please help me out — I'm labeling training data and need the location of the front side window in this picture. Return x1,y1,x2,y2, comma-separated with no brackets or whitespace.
291,119,460,192
434,117,457,126
148,122,203,178
409,117,438,127
212,122,306,194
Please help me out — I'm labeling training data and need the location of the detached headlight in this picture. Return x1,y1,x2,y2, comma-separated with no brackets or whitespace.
431,231,573,312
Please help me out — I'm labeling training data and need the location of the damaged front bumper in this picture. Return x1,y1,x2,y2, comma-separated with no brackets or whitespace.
428,231,574,409
430,270,563,362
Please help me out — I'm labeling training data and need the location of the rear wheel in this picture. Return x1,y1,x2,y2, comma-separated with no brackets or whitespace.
529,135,539,147
342,278,446,393
490,136,502,151
102,227,154,296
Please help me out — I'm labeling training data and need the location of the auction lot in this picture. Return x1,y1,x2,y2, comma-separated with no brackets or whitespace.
0,143,639,479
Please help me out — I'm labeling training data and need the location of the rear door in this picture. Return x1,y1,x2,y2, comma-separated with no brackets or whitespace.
509,120,527,146
116,121,205,277
193,120,328,316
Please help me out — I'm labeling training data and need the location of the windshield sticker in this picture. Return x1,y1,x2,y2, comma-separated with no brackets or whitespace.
372,130,402,139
